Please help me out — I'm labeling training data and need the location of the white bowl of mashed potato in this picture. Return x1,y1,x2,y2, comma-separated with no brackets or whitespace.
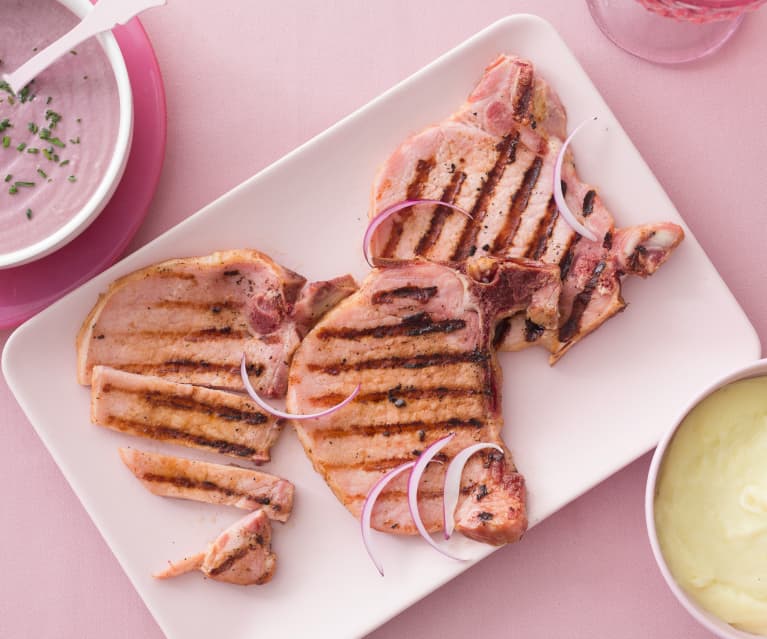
647,358,767,639
0,0,133,268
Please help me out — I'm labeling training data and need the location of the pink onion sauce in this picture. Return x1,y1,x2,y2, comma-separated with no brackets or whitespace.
0,0,120,254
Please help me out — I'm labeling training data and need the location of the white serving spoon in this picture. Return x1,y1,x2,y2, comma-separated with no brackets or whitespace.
2,0,166,94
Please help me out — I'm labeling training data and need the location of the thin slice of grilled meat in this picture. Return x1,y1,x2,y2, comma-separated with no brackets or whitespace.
154,509,276,585
118,448,294,522
76,249,356,397
92,366,281,463
287,256,562,546
495,219,684,362
369,54,684,362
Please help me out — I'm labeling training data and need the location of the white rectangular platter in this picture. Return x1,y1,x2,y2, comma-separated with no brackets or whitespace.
3,14,760,639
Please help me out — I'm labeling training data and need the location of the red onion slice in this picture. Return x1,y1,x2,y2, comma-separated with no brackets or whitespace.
240,355,360,420
361,461,416,576
363,199,472,266
553,117,599,243
407,433,465,561
442,443,503,539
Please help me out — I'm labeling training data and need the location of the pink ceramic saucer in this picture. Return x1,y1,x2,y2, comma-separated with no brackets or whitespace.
0,18,166,329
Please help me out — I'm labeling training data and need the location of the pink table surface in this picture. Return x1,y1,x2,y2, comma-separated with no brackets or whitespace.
2,2,766,637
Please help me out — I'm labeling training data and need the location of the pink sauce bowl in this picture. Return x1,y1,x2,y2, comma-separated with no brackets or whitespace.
0,0,133,269
646,357,767,639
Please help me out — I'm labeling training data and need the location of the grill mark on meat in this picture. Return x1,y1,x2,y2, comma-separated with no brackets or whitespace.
414,170,467,255
309,385,485,407
526,196,559,259
150,300,240,312
315,313,466,340
139,472,275,506
132,390,269,425
323,455,448,472
306,348,489,376
317,417,485,439
492,155,543,252
558,260,607,343
186,327,248,340
512,61,534,119
629,244,648,272
345,484,478,502
100,327,250,341
381,158,435,258
207,547,251,577
102,417,260,458
524,318,544,342
122,360,265,378
371,286,438,305
558,238,579,280
492,316,513,348
149,271,197,281
582,190,596,217
451,133,519,260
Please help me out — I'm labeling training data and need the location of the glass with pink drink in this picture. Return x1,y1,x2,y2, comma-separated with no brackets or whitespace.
587,0,767,63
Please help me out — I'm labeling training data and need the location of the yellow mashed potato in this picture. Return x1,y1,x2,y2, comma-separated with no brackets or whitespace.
655,376,767,636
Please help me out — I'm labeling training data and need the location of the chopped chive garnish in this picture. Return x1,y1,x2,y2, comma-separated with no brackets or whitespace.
26,147,39,154
16,142,26,151
59,159,69,167
14,181,35,188
0,118,11,132
39,128,50,140
2,135,9,148
42,148,52,161
0,80,12,95
49,137,65,148
68,136,80,145
46,96,52,105
37,168,47,179
52,153,60,162
25,208,32,220
4,174,11,182
18,84,31,103
28,122,38,134
9,185,17,194
68,175,77,183
45,110,62,128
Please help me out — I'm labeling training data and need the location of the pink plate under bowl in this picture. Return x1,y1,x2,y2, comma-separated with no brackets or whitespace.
0,17,166,329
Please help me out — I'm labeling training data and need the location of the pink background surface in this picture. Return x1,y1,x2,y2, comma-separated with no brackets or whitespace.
2,1,767,637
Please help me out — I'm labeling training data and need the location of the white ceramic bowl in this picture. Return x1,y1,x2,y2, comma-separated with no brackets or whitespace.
0,0,133,269
646,357,767,639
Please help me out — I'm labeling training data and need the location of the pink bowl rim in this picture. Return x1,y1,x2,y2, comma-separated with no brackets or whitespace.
645,356,767,639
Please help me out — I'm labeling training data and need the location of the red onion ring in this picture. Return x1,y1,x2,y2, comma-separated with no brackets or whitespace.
553,117,598,243
240,354,360,420
442,443,503,539
407,433,464,561
363,199,472,266
361,461,416,576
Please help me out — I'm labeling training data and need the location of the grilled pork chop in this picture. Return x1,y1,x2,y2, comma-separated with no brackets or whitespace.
369,54,684,362
286,257,561,545
118,448,294,522
77,249,356,397
92,366,282,463
154,509,276,585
